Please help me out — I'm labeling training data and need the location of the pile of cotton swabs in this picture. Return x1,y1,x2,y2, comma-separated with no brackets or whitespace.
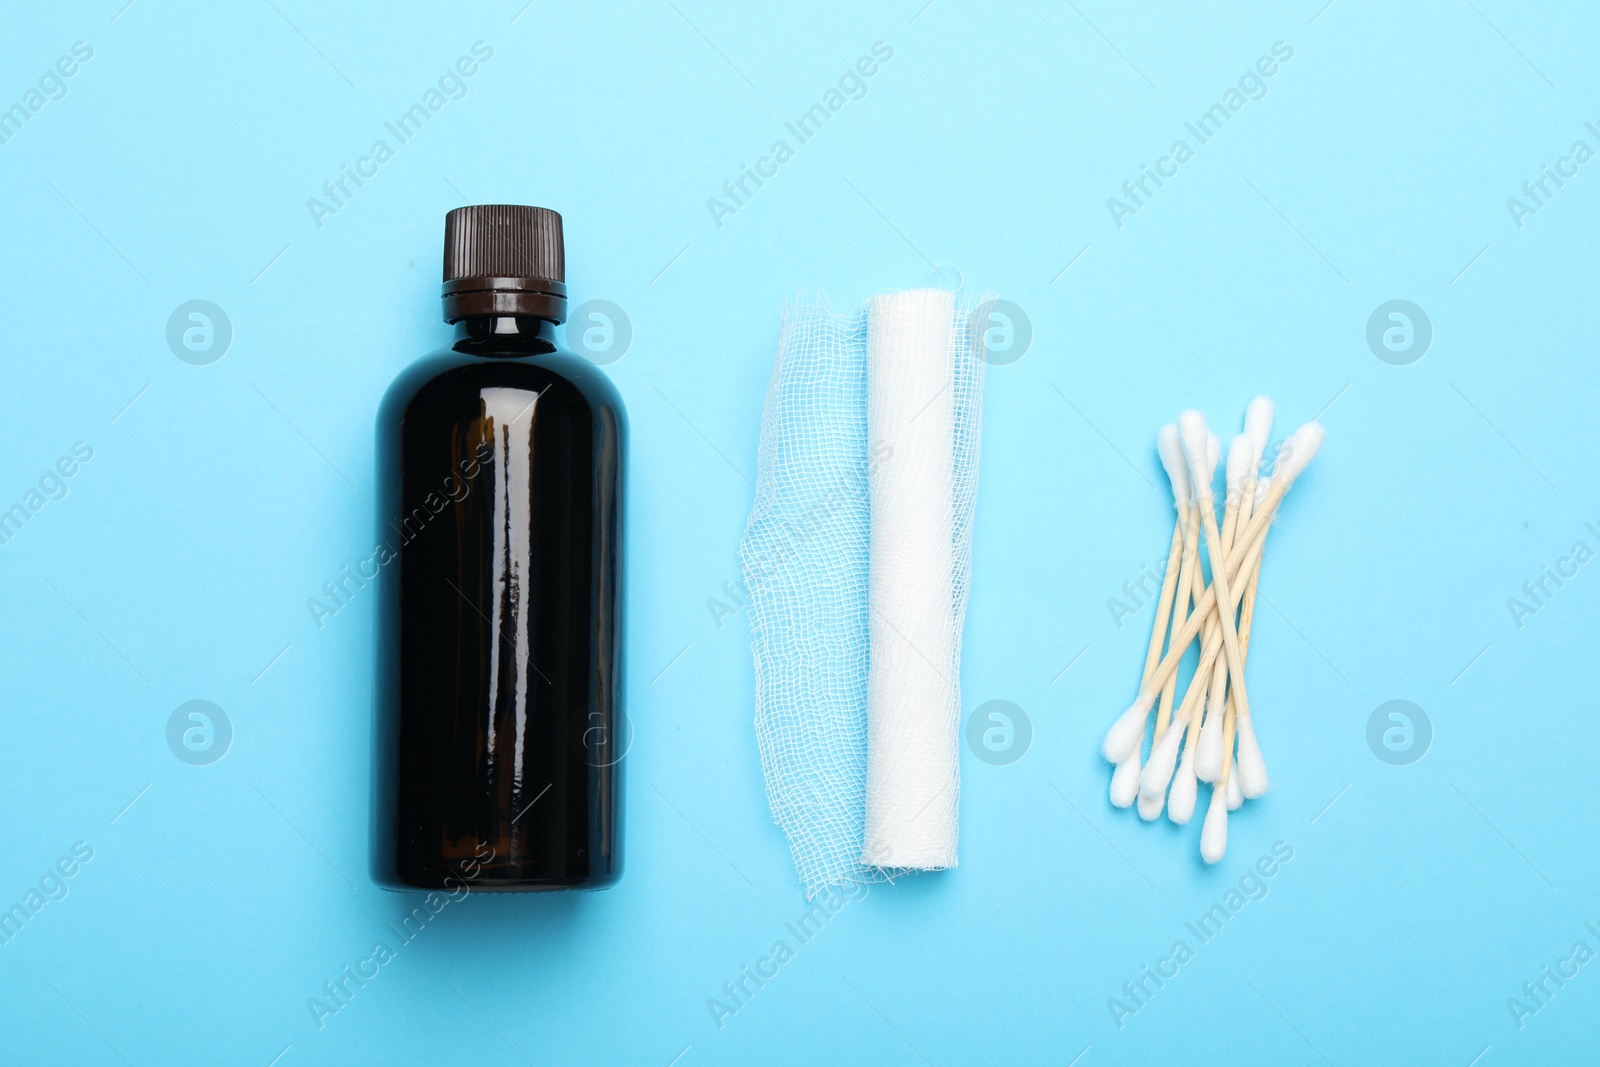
1101,399,1323,864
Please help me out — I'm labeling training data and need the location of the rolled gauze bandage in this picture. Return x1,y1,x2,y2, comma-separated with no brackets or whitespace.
861,289,963,871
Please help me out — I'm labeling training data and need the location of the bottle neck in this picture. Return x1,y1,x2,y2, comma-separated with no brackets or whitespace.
451,315,562,356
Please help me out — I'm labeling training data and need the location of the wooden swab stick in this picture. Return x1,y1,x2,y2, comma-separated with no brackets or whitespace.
1202,450,1264,853
1148,426,1195,743
1102,423,1323,763
1151,430,1210,749
1179,412,1255,775
1159,474,1273,844
1105,504,1267,762
1137,614,1211,813
1111,509,1183,807
1230,474,1272,797
1198,403,1271,779
1153,504,1200,745
1225,398,1274,800
1203,410,1278,864
1140,434,1245,817
1110,426,1192,808
1191,436,1253,786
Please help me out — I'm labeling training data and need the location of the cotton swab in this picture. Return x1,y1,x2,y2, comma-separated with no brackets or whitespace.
1153,430,1209,746
1199,707,1243,861
1137,631,1209,814
1134,432,1214,821
1164,540,1216,826
1166,729,1201,824
1222,398,1273,802
1140,435,1242,812
1191,436,1250,783
1231,475,1274,797
1202,690,1243,863
1103,504,1265,762
1111,427,1193,808
1101,423,1323,763
1196,400,1271,780
1146,428,1190,690
1200,457,1296,861
1178,412,1256,776
1243,397,1274,484
1109,751,1142,809
1200,778,1228,863
1205,654,1246,860
1166,494,1230,821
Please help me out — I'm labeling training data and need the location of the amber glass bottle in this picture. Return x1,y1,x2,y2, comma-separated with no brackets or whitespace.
371,205,625,891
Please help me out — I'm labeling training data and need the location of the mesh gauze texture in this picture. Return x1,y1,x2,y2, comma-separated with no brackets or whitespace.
741,291,988,898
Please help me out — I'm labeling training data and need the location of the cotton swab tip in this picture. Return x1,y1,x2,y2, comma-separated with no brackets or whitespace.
1236,716,1270,798
1156,424,1190,509
1244,396,1274,468
1227,770,1244,810
1195,701,1225,782
1200,787,1228,864
1102,693,1154,763
1136,787,1164,821
1110,751,1141,808
1138,716,1186,800
1177,410,1211,480
1225,433,1252,497
1167,750,1199,824
1272,421,1325,488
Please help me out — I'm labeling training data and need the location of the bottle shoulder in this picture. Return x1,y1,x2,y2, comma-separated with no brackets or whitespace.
379,345,627,429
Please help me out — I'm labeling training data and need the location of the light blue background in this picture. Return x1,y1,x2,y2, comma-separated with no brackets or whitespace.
1,1,1596,1064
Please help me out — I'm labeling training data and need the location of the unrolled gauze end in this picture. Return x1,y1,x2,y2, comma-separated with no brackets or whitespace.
1200,786,1229,864
1103,692,1153,763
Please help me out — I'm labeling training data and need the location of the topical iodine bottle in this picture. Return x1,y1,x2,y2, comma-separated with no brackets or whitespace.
372,205,626,892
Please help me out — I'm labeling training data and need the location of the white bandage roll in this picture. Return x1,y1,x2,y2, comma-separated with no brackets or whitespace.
860,289,962,870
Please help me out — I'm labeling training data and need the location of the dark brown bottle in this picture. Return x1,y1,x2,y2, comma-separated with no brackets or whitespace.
371,205,625,892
